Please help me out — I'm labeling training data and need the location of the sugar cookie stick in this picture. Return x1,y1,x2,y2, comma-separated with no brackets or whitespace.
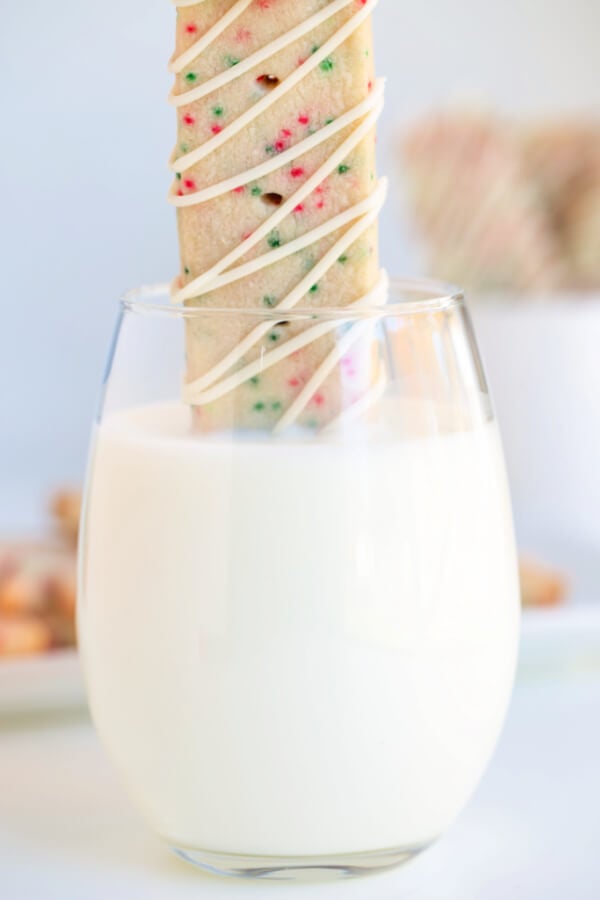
168,0,386,432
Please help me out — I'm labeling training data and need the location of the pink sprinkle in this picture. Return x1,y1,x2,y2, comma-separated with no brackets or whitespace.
242,231,253,241
274,140,286,152
293,203,305,213
290,167,305,178
235,27,252,42
183,178,196,190
312,393,325,407
185,23,198,34
281,128,293,138
182,113,195,125
298,114,310,125
211,123,223,135
232,186,245,194
288,377,301,387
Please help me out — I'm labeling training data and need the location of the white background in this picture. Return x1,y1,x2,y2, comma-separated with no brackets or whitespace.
1,0,599,527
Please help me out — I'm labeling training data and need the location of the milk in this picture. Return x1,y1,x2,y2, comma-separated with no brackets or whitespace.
79,401,519,857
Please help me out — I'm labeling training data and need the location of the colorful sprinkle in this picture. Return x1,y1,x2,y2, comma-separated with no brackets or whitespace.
298,114,310,126
234,27,252,43
249,376,260,386
320,57,334,72
184,178,196,190
268,331,280,342
309,284,319,293
338,164,350,174
225,55,240,67
338,254,348,264
185,23,198,35
182,113,195,126
212,105,224,117
267,231,282,248
257,73,280,88
253,402,265,412
263,295,276,307
290,166,305,178
184,72,198,82
251,185,262,196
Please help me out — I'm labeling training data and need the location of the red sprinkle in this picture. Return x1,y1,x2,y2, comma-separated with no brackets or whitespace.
312,393,325,407
298,114,310,125
183,178,196,190
288,377,301,387
182,113,195,125
290,167,305,178
293,203,305,213
211,123,223,135
185,23,198,34
232,186,245,194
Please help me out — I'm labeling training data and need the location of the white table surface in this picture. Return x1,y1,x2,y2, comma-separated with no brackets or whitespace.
1,648,599,900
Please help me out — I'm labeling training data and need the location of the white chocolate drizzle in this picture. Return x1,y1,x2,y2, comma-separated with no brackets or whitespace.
168,0,387,432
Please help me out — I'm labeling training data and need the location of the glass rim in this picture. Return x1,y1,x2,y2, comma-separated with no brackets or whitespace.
121,279,464,321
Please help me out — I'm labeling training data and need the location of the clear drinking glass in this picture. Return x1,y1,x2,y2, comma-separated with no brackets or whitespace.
78,280,520,881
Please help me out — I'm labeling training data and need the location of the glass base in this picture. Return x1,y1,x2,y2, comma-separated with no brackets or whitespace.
173,842,432,882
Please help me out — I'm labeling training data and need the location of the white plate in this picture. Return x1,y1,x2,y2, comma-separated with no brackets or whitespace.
0,649,85,717
520,603,600,679
0,606,597,717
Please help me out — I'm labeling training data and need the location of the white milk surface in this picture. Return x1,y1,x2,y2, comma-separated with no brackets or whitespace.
80,401,520,857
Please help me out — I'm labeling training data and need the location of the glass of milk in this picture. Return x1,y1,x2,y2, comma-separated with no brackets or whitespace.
79,281,520,881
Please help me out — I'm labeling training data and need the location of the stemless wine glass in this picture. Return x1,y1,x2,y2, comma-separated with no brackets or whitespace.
78,280,520,881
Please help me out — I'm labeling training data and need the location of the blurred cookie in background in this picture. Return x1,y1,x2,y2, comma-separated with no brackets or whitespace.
399,109,599,293
0,541,77,658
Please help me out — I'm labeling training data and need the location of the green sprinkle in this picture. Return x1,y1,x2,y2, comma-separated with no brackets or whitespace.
253,402,265,412
309,284,319,293
225,55,240,67
185,72,197,82
180,143,189,153
272,401,283,412
251,185,262,196
184,266,190,275
320,57,334,72
249,376,260,386
338,254,348,264
311,44,320,54
265,145,276,155
307,419,319,429
263,295,276,307
267,231,281,248
175,172,182,180
338,164,350,174
268,331,280,342
212,105,224,117
324,116,335,125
